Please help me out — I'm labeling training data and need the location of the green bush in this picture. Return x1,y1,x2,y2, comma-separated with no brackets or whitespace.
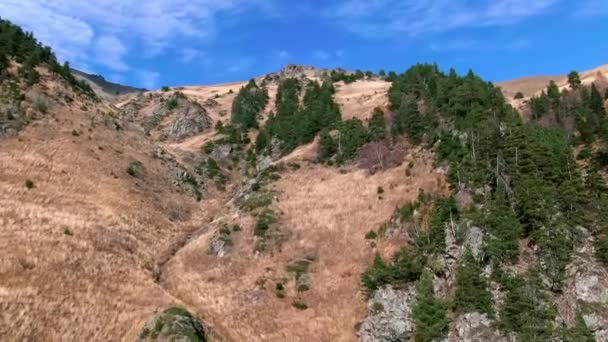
292,299,308,310
126,160,143,177
365,230,378,240
254,210,276,237
24,179,34,189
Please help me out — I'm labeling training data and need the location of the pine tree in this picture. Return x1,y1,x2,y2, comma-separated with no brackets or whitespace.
319,129,336,160
590,83,606,117
255,129,269,154
563,313,595,342
499,272,556,340
368,108,386,141
567,71,581,89
483,195,522,263
392,95,424,143
547,80,561,109
454,249,493,315
412,270,448,342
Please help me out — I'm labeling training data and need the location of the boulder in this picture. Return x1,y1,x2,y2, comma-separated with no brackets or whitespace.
358,285,414,342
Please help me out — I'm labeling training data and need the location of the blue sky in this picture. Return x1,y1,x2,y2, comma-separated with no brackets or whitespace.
1,0,607,89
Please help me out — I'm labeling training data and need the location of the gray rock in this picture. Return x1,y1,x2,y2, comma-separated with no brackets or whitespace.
166,101,211,141
358,285,414,342
449,313,506,342
465,226,483,258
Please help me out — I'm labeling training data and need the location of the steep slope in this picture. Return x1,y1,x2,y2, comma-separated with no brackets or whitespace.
72,68,146,99
0,64,227,340
161,150,446,341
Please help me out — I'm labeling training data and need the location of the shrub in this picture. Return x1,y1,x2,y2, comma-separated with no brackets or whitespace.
161,86,170,92
514,92,524,99
71,129,80,136
24,179,34,189
126,160,143,177
166,97,178,110
292,299,308,310
361,249,425,292
275,282,286,298
254,210,275,237
33,96,48,113
365,230,378,240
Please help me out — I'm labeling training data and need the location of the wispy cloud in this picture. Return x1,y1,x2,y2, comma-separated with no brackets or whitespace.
0,0,272,73
325,0,559,38
94,35,129,71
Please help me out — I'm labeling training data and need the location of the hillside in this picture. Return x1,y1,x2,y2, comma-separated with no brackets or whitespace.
71,69,146,100
2,18,608,342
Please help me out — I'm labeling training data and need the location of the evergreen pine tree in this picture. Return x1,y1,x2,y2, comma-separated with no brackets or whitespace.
412,270,448,342
563,313,595,342
590,83,606,116
368,108,386,141
319,129,336,160
567,71,582,89
454,249,493,315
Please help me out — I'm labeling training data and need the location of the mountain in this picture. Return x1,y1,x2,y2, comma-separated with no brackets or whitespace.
2,18,608,342
71,68,146,99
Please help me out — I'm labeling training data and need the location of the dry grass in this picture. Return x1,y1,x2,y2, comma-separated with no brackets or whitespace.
334,80,391,121
498,64,608,102
162,148,446,342
0,74,226,341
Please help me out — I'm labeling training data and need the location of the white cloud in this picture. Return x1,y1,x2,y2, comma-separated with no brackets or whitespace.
0,0,272,68
94,35,129,71
325,0,559,38
137,70,161,90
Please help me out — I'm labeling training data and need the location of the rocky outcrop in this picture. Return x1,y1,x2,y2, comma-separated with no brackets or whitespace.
138,307,206,342
558,231,608,341
121,93,211,141
165,100,211,141
358,285,415,342
449,313,506,342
